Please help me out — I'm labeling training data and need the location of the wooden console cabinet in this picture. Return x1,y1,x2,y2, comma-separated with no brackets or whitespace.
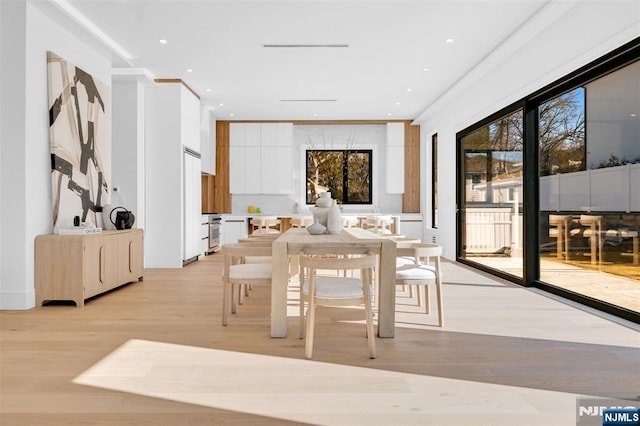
35,229,144,307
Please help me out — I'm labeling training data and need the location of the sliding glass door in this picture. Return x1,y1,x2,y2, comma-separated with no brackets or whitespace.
457,39,639,320
459,109,524,279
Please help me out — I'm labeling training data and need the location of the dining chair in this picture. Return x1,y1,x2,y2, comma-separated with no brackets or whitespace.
221,244,272,326
365,215,393,235
298,250,377,359
579,214,603,266
342,216,359,228
548,214,579,261
291,216,314,228
395,243,444,327
251,216,282,235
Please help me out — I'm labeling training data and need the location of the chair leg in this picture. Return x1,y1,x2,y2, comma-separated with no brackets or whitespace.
238,284,244,305
435,279,444,327
299,267,305,339
222,281,230,326
424,285,430,314
231,284,238,314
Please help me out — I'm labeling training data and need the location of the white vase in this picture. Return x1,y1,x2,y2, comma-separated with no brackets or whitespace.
316,192,332,208
306,220,326,235
311,205,330,227
326,200,343,235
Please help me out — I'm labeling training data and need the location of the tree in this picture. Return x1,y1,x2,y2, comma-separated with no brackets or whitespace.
538,88,585,176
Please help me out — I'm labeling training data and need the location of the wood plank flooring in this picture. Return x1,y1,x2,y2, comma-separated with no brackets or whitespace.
1,254,639,425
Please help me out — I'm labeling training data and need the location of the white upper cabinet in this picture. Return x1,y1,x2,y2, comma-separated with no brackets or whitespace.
244,123,261,147
228,123,293,194
200,109,216,175
386,123,405,194
180,86,201,152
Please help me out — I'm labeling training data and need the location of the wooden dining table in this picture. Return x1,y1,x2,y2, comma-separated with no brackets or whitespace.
270,227,397,338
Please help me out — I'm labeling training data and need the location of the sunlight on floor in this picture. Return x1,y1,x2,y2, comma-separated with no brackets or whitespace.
74,339,583,425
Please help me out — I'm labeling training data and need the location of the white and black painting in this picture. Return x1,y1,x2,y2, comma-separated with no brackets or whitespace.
47,51,111,230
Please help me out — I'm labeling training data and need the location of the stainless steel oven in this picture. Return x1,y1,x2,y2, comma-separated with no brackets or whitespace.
208,214,222,253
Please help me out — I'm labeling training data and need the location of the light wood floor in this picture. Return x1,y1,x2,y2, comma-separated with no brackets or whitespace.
1,254,639,425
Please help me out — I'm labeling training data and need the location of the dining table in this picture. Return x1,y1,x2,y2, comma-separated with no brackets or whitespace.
270,227,397,338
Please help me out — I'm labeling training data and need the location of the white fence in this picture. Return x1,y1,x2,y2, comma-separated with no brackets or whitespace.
465,207,522,254
540,163,639,212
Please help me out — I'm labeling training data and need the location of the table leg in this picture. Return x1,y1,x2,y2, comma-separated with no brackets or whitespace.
633,236,638,265
377,240,396,338
271,241,289,338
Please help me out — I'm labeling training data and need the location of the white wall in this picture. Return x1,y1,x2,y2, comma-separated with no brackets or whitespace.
0,1,112,309
414,0,640,260
112,78,146,231
232,124,403,215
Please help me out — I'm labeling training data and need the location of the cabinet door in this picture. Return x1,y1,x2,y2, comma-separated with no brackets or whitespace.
83,236,103,299
244,148,262,194
229,123,245,147
260,124,278,146
386,145,404,194
183,152,202,260
276,146,293,194
244,123,261,147
127,230,144,281
222,219,248,245
229,146,246,193
260,146,278,193
276,123,293,147
100,234,120,291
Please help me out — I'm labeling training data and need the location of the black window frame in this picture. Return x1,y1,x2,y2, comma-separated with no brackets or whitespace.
305,149,373,205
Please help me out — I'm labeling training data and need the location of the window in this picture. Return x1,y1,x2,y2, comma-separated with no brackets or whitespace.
306,150,372,204
431,133,438,228
538,87,585,176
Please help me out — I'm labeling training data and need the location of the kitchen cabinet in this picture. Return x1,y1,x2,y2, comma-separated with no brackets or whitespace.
35,229,144,307
386,123,405,194
221,215,248,245
200,108,216,175
229,123,293,194
183,149,202,262
145,82,202,267
399,214,423,241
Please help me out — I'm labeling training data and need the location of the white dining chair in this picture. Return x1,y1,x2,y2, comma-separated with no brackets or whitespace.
579,214,603,266
298,251,377,359
291,216,314,228
365,215,393,235
221,244,272,326
395,243,444,327
548,214,580,261
251,216,281,235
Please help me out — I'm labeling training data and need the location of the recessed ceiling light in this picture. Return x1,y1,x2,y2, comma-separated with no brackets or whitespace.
312,113,318,117
186,68,193,73
229,113,234,117
407,88,413,92
395,102,400,106
158,38,168,44
205,88,211,92
423,67,430,71
446,38,454,43
631,113,637,117
387,113,392,116
219,103,224,106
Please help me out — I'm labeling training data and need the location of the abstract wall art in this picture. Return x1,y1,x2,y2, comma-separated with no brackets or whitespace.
47,51,111,230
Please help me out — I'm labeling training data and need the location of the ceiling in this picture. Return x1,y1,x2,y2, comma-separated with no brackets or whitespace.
53,0,553,121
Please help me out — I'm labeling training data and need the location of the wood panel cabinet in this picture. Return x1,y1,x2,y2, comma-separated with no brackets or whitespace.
35,229,144,307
